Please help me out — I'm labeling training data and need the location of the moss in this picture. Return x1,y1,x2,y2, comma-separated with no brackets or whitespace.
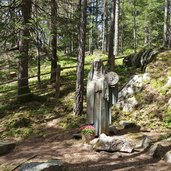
150,78,166,93
0,165,11,171
163,108,171,128
167,69,171,76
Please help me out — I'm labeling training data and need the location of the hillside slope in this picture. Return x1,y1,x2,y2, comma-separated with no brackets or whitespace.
115,50,171,130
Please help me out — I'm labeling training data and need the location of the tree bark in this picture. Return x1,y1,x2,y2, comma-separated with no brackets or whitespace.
95,0,99,49
102,0,107,52
163,0,169,47
18,0,32,102
89,0,94,55
114,0,119,56
50,0,58,82
120,0,124,54
108,0,115,70
35,0,41,83
132,0,137,53
74,0,87,115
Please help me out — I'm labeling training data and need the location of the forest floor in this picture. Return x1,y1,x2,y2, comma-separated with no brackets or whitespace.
0,125,171,171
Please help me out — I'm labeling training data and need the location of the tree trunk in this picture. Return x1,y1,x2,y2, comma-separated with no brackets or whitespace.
114,0,119,56
50,0,58,82
102,0,107,52
18,0,32,102
35,0,41,83
36,48,41,83
74,0,87,115
89,0,94,55
163,0,169,47
108,0,115,70
120,0,124,54
95,0,99,49
132,0,137,53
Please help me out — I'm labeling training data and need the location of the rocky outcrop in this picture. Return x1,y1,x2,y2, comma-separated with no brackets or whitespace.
117,73,150,112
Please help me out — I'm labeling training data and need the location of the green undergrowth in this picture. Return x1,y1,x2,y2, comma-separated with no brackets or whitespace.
113,50,171,130
0,49,171,139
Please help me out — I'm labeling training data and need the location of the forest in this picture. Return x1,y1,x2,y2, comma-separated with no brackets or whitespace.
0,0,171,170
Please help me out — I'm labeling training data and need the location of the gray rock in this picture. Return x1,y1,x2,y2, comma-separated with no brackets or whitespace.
123,133,153,150
147,143,164,158
168,98,171,108
164,76,171,88
122,96,138,113
147,137,171,159
127,96,138,106
19,160,65,171
90,138,99,145
91,134,134,153
164,151,171,163
0,141,16,155
140,135,153,149
126,87,134,96
142,73,151,81
117,73,150,112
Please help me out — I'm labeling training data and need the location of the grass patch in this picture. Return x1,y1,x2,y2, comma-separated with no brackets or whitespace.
59,114,86,129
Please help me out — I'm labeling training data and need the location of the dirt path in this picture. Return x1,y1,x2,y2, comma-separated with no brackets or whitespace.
0,128,171,171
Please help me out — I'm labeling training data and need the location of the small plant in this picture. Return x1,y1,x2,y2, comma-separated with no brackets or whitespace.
80,125,95,135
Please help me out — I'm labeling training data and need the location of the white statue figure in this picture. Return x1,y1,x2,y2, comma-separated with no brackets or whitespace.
87,58,119,136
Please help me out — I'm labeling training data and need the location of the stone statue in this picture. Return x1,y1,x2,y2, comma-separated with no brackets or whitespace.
87,58,119,136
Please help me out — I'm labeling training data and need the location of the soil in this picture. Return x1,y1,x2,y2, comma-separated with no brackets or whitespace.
0,126,171,171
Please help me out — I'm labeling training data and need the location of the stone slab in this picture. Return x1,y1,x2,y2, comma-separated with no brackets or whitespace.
19,160,66,171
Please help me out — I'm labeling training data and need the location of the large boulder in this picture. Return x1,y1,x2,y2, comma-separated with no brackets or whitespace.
147,137,171,159
19,160,66,171
147,143,164,158
90,134,134,153
123,133,153,150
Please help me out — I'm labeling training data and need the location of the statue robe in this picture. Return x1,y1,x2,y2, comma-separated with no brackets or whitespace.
87,74,109,136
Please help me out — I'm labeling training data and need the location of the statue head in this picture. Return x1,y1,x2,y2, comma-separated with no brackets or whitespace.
93,58,102,71
88,58,105,80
